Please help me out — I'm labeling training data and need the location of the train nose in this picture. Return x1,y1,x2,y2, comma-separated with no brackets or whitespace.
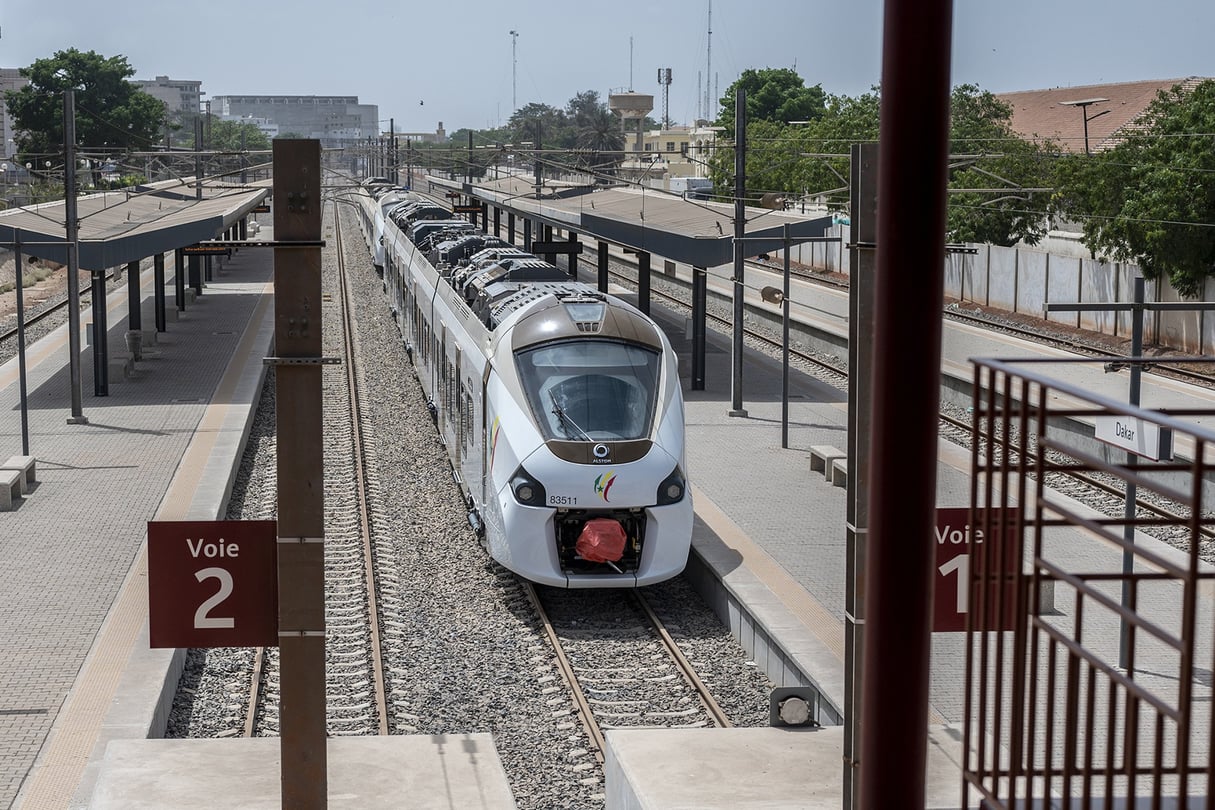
575,517,627,563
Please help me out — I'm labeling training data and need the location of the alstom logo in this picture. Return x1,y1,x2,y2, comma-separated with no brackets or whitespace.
594,471,617,502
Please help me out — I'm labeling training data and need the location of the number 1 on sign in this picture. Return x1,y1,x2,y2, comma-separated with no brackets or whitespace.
194,567,235,629
939,553,968,614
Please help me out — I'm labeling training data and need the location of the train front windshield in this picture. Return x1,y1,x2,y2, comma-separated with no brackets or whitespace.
516,340,661,442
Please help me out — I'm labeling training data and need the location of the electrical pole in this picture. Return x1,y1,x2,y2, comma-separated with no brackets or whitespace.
63,88,86,424
729,87,746,417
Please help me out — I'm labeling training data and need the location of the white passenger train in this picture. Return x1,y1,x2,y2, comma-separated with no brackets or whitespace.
355,179,693,587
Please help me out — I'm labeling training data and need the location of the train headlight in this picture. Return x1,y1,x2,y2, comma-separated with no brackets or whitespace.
656,466,686,506
510,466,547,507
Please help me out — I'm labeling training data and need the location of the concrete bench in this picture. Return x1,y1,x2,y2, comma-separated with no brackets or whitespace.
1,455,36,495
831,459,848,488
809,445,846,479
0,468,21,510
108,355,134,381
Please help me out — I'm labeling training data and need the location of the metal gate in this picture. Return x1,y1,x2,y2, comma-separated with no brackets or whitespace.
964,356,1215,808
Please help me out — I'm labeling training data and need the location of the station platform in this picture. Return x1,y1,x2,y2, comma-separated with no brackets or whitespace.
601,265,1214,807
2,221,1211,808
0,242,275,808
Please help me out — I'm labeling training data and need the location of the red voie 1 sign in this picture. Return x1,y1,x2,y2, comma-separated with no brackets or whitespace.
148,520,278,648
933,507,1021,633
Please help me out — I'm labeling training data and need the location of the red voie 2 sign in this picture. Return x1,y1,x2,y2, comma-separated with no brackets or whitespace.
148,520,278,648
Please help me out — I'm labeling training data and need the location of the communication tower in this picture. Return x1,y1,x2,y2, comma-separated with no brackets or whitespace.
657,68,673,128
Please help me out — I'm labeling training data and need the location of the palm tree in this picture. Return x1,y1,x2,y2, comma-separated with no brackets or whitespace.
576,107,624,177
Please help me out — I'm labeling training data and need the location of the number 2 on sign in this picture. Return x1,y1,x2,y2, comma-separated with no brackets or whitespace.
194,567,235,629
939,554,968,614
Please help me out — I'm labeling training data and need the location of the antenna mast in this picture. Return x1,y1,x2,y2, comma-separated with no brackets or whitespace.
658,68,673,128
704,0,713,120
629,36,634,91
509,30,519,112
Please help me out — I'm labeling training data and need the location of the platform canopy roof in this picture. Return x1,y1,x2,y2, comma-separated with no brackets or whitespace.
0,178,270,270
430,174,834,268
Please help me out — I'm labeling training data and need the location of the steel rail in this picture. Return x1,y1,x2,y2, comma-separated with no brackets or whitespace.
631,591,733,729
520,580,607,762
334,203,391,735
0,267,119,344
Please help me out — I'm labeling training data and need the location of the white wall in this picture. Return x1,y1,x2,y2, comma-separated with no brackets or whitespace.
777,227,1210,354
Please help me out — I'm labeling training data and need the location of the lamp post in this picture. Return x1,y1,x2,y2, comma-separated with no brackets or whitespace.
509,30,519,113
1059,97,1111,155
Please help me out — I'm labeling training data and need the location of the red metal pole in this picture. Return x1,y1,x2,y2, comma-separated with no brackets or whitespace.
859,1,954,807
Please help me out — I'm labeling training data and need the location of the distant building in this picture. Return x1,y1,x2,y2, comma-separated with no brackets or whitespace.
211,95,378,148
0,68,31,159
619,123,720,188
996,77,1209,153
392,122,447,145
133,75,203,119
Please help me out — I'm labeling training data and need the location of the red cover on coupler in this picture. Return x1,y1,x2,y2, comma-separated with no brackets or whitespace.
575,518,627,563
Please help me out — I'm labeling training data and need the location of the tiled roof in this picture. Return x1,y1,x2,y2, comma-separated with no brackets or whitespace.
995,77,1207,152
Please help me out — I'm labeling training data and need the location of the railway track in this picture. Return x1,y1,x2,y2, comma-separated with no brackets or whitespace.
243,204,390,736
521,583,732,764
745,254,1215,389
0,266,120,346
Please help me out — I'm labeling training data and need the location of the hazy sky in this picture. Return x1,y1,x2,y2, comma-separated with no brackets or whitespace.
2,0,1212,133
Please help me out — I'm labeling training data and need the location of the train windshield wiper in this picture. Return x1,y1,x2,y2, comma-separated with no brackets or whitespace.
549,391,592,441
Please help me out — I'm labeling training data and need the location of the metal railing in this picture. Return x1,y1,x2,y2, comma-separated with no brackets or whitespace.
964,356,1215,808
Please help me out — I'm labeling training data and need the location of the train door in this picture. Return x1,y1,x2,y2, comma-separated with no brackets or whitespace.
413,282,423,351
480,369,492,507
453,349,463,466
437,323,447,421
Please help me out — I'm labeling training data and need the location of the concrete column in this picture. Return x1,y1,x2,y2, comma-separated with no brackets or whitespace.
175,249,186,310
637,251,651,315
154,253,166,332
126,260,143,360
91,271,108,396
126,261,142,331
691,267,707,390
493,206,501,239
523,219,531,251
508,212,515,244
597,241,609,293
188,254,202,295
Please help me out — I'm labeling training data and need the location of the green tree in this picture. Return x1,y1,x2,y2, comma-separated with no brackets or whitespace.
789,90,881,207
508,102,570,149
717,68,826,132
6,49,167,165
207,118,272,152
707,90,878,206
1052,80,1215,297
945,84,1056,246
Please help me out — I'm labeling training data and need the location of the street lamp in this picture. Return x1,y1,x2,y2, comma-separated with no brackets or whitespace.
509,30,519,113
1059,97,1111,156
